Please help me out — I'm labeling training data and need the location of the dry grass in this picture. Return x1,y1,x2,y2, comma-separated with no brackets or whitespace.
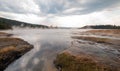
0,32,7,34
0,38,29,48
72,36,110,43
54,52,111,71
85,29,120,37
86,29,120,34
0,38,24,42
72,36,120,45
0,38,33,71
0,32,12,37
0,46,16,53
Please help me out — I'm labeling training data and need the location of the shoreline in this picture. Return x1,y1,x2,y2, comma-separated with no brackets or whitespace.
54,29,120,71
0,32,33,71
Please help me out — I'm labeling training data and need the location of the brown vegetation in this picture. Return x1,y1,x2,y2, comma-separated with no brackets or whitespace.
59,29,120,71
0,38,33,71
0,32,12,37
85,29,120,37
72,36,120,46
54,52,112,71
86,29,120,34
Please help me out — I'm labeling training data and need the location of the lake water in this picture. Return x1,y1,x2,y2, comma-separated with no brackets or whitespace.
3,29,120,71
4,29,82,71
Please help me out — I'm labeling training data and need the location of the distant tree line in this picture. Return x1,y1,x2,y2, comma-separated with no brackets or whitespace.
0,20,12,29
81,25,120,29
90,25,120,29
0,17,48,29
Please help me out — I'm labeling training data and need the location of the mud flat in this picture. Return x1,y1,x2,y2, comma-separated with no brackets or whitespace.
0,32,33,71
54,29,120,71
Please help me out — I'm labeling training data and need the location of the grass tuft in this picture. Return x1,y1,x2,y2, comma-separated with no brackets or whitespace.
54,52,111,71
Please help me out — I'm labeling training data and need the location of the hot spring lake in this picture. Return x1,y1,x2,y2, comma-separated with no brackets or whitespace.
1,29,120,71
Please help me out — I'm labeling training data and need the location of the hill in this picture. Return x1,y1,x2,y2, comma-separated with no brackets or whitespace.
0,17,48,29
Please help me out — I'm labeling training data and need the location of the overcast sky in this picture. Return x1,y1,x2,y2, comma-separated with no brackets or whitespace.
0,0,120,27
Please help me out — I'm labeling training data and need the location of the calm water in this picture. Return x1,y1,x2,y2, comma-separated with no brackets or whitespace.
4,29,81,71
3,29,120,71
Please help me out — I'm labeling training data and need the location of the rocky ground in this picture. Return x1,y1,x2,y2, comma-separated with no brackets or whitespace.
54,29,120,71
0,32,33,71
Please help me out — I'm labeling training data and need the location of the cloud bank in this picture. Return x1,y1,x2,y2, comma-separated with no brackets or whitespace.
0,0,120,27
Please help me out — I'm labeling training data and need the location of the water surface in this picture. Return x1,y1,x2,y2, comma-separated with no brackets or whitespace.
3,29,120,71
4,29,79,71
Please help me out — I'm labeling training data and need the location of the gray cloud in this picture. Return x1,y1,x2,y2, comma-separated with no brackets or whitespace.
78,0,120,14
0,0,40,14
34,0,120,15
0,0,120,15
